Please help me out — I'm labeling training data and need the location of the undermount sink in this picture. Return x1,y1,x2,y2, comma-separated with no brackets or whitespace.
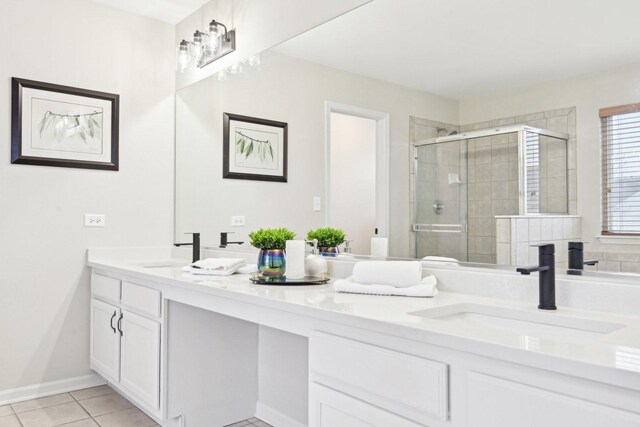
411,303,625,343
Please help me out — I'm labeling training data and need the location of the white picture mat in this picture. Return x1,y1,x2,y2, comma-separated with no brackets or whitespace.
21,87,112,162
228,120,284,177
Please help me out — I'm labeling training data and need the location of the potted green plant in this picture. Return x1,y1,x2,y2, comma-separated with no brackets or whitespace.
306,227,346,257
249,227,296,277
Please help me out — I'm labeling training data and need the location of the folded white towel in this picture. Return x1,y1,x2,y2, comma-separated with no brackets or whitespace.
237,264,258,274
352,261,422,288
422,256,459,266
181,258,246,276
334,275,438,297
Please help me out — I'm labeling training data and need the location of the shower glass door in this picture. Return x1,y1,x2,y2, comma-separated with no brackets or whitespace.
414,140,468,261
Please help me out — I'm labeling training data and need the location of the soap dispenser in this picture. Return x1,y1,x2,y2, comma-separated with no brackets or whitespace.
305,239,328,276
370,228,389,257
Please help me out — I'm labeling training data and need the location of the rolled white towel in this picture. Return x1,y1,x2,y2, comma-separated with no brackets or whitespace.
422,256,459,266
352,261,422,288
181,258,246,276
334,275,438,298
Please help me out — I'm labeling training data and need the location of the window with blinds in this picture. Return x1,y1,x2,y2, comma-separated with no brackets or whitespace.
601,103,640,235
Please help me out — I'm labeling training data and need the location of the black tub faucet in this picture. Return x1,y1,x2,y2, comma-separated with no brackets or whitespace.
220,232,244,248
174,232,200,263
567,242,598,275
516,243,557,310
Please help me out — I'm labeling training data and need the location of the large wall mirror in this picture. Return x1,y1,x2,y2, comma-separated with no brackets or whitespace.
176,0,640,276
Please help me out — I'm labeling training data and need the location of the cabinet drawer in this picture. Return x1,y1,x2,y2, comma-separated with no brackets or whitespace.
310,331,448,423
310,383,422,427
92,273,121,303
122,281,161,318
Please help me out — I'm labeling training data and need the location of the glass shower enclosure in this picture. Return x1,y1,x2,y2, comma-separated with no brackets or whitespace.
413,125,570,262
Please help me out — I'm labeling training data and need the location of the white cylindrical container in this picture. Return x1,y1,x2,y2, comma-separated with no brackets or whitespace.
285,240,306,279
370,237,389,257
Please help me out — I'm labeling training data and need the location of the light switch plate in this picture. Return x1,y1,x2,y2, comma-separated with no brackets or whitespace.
84,214,105,227
231,215,245,226
313,197,321,211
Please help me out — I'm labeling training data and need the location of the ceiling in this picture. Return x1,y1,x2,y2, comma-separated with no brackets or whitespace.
91,0,209,24
274,0,640,100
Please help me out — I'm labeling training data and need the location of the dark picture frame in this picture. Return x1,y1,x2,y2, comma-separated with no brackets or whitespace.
223,113,288,182
11,77,119,170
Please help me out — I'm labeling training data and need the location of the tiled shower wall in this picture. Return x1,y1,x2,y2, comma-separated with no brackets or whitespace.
496,215,582,268
410,107,576,262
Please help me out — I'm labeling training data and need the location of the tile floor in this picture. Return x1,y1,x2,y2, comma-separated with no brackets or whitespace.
0,386,271,427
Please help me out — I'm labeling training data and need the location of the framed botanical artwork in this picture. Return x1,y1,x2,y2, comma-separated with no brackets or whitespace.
11,77,119,170
223,113,288,182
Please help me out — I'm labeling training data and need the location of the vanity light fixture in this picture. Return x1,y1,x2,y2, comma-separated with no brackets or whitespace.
176,19,236,73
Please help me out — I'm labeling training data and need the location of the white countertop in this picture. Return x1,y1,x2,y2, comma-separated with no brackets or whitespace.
87,247,640,392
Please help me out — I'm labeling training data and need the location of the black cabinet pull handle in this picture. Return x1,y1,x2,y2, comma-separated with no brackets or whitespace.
117,313,123,337
110,311,117,333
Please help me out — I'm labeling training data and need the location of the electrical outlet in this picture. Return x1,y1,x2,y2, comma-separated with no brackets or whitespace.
84,214,105,227
231,215,245,226
313,197,321,211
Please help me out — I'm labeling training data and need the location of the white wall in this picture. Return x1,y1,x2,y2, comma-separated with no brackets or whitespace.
175,0,371,90
330,113,377,254
0,0,175,393
175,52,459,257
459,62,640,253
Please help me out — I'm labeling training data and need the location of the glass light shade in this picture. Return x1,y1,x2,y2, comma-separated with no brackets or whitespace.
192,31,204,64
247,55,261,67
176,41,192,73
207,23,220,53
230,62,243,74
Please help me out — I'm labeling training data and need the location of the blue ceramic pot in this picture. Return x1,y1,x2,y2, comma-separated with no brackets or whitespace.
257,249,286,277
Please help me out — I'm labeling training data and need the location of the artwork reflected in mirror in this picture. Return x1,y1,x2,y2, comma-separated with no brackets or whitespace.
223,113,288,182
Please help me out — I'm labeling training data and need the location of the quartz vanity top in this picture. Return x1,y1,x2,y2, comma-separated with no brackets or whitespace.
87,247,640,392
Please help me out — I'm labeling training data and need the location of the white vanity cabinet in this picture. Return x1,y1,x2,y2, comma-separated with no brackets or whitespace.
90,273,162,414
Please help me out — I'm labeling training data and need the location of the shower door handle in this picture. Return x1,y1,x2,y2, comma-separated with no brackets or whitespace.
412,223,467,233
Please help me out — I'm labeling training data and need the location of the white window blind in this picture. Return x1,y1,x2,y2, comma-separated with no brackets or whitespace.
601,103,640,235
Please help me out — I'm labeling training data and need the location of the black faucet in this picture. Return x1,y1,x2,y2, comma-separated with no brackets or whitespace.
567,242,598,275
174,232,200,263
516,243,557,310
220,232,244,248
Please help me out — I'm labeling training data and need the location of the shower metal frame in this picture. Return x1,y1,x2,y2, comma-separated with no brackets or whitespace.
412,125,570,257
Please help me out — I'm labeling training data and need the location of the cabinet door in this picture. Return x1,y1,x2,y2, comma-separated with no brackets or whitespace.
120,310,161,410
309,383,422,427
90,299,121,383
467,372,640,427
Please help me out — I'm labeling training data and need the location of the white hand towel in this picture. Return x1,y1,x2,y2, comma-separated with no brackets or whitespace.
237,264,258,274
334,275,438,298
181,258,246,276
352,261,422,288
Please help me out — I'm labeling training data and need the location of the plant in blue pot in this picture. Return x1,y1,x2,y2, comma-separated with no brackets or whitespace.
306,227,346,257
249,227,296,277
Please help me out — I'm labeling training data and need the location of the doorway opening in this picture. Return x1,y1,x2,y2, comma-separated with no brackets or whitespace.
325,102,389,255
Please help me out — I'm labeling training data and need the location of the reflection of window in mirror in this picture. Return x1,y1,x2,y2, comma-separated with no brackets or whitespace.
600,103,640,235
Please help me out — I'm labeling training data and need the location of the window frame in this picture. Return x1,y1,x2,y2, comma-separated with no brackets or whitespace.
600,103,640,236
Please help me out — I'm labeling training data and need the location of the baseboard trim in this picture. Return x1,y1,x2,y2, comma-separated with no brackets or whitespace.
256,401,307,427
0,373,106,406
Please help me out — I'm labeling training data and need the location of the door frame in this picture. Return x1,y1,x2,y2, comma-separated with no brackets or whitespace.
324,101,390,237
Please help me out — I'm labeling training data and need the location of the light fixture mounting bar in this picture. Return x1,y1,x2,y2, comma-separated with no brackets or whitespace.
199,29,236,68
